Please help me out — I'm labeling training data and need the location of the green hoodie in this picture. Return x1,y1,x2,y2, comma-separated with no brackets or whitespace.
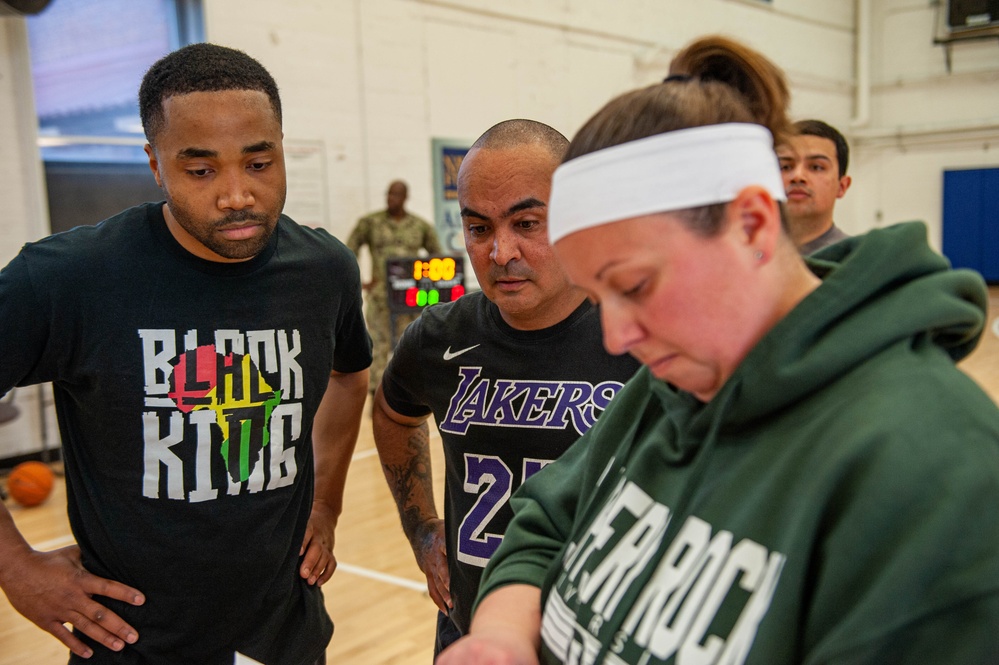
478,222,999,665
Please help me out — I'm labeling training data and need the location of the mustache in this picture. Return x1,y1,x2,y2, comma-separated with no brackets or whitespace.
212,211,273,228
488,265,534,282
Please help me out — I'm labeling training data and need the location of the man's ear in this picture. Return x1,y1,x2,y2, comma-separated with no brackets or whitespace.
837,174,852,199
144,144,163,188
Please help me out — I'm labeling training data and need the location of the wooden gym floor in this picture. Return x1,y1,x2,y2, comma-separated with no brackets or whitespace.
0,418,446,665
1,286,998,665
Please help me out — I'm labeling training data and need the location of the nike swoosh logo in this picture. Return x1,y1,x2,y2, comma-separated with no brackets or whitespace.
443,344,480,361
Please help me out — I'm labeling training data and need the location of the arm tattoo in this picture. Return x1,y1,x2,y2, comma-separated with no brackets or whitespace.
383,421,437,545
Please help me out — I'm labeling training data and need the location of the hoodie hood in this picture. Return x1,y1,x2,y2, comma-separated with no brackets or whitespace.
651,221,988,454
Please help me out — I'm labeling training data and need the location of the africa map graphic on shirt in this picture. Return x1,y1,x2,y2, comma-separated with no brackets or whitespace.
139,328,305,502
168,345,282,483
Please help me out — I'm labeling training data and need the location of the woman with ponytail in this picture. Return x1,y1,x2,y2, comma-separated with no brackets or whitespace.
438,35,999,665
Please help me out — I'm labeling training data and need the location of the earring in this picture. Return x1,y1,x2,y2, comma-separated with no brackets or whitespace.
754,250,764,261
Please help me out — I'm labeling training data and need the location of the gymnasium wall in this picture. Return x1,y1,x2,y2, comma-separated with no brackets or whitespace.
1,0,997,457
844,0,999,247
197,0,855,240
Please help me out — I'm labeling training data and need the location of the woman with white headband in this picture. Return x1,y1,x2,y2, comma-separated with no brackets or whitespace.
437,36,999,665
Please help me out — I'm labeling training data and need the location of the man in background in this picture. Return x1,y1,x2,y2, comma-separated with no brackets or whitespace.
371,119,641,656
777,119,853,254
347,180,441,397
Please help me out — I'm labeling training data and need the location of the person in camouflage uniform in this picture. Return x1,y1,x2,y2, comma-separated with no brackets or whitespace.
347,180,441,394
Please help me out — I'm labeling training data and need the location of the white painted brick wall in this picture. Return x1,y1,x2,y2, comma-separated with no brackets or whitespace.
201,0,864,242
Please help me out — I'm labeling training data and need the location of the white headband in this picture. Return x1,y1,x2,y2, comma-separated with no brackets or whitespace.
548,123,786,244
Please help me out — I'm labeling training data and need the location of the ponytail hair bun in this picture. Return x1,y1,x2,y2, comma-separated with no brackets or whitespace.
565,35,791,163
668,35,791,146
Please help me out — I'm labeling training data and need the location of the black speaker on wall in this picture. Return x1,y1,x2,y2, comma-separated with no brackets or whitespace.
0,0,53,16
948,0,999,29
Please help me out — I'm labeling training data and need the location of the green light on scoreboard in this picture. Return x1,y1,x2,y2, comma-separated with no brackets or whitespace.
407,287,455,307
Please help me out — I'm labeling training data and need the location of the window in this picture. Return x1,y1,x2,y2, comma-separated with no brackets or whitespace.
26,0,203,232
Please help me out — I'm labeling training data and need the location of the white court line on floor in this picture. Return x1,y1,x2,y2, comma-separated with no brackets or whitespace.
336,563,426,592
351,447,379,461
992,317,998,338
30,535,425,594
32,534,76,550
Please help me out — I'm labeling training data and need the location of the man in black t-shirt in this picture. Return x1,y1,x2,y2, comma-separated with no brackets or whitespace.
372,120,641,655
0,44,370,665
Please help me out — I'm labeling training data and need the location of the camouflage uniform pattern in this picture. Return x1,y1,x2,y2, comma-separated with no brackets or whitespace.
347,209,442,393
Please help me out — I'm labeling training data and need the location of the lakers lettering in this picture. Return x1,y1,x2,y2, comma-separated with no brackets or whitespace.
440,366,624,436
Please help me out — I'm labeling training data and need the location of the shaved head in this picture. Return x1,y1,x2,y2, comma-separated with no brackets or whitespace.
470,119,568,162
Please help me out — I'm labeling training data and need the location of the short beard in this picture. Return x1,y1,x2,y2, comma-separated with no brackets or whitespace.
167,199,282,260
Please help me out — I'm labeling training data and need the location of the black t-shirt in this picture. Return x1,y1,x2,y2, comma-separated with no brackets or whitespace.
382,292,641,634
0,202,372,665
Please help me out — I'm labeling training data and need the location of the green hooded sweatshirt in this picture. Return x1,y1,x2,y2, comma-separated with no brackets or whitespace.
478,222,999,665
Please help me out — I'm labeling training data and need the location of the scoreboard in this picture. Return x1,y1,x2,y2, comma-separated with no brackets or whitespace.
385,256,466,314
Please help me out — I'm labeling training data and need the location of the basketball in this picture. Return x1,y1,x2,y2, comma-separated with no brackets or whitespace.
6,461,54,508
